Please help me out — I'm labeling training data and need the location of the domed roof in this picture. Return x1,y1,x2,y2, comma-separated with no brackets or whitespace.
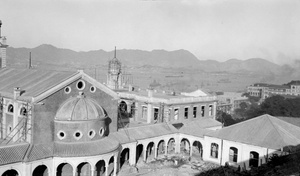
55,92,105,121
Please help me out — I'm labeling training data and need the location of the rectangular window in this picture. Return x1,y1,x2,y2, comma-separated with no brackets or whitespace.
174,108,179,120
201,106,205,117
184,107,188,119
210,143,219,158
193,107,197,118
154,107,159,121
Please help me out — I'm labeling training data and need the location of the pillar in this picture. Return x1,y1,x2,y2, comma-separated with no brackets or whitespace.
147,103,153,123
154,145,158,159
175,137,180,153
129,145,136,166
164,140,168,155
113,154,118,176
190,142,193,156
91,165,95,176
73,167,76,176
136,102,141,121
105,161,109,176
170,107,174,121
143,144,147,162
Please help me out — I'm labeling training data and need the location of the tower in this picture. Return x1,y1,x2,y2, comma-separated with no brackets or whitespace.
107,47,122,90
0,20,8,68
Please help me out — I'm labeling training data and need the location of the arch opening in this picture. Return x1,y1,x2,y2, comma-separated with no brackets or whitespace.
180,138,190,155
33,165,48,176
2,169,19,176
136,144,143,164
157,140,165,157
167,138,175,154
94,160,105,176
120,148,130,168
56,163,73,176
192,141,203,158
146,142,155,161
76,162,91,176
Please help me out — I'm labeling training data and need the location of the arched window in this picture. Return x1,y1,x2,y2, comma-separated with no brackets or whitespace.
249,151,259,167
7,104,13,113
229,147,238,163
20,107,27,116
210,143,219,158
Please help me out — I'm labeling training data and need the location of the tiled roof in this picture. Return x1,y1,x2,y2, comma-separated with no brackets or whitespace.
109,123,178,144
0,68,77,100
178,118,222,137
0,143,30,166
53,138,120,157
208,114,300,149
25,143,53,162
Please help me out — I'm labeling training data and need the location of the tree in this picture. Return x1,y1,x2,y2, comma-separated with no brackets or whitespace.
216,110,237,126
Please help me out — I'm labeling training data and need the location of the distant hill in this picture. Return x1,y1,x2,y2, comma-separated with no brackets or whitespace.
6,44,287,75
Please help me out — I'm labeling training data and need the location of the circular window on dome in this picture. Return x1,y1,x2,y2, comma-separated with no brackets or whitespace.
90,86,96,93
76,80,85,90
99,127,105,137
74,131,83,140
88,129,96,139
57,130,66,140
64,86,71,94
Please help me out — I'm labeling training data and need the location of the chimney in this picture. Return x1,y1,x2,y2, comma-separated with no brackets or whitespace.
14,87,21,99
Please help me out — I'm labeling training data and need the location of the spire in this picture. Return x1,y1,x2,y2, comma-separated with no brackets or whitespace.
114,46,116,58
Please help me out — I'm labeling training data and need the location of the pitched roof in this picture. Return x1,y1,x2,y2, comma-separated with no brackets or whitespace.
0,68,78,101
0,68,118,102
109,123,178,144
178,118,222,137
207,114,300,149
276,116,300,128
0,143,30,166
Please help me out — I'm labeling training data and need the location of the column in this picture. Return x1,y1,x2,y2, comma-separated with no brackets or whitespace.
154,145,158,159
190,142,193,156
113,154,118,176
175,137,180,153
129,145,136,166
91,165,95,176
164,141,168,155
147,103,153,123
136,102,141,121
73,168,76,176
213,102,217,120
143,144,147,162
105,161,109,176
169,107,174,122
127,101,132,113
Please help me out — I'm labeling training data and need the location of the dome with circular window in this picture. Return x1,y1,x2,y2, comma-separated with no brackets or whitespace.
55,92,105,121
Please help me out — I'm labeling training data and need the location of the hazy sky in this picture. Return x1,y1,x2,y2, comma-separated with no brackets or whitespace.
1,0,299,64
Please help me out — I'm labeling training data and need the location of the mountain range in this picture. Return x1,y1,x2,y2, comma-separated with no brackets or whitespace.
6,44,298,77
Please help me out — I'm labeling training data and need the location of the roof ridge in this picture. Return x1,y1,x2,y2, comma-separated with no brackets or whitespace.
218,114,269,130
266,115,287,146
270,116,300,143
